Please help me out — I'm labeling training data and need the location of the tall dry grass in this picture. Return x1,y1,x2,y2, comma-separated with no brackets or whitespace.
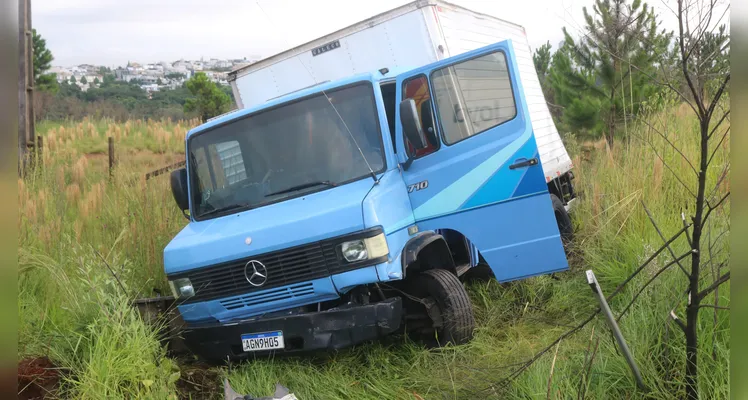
19,119,190,398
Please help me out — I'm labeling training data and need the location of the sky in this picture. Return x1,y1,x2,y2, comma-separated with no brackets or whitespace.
32,0,729,68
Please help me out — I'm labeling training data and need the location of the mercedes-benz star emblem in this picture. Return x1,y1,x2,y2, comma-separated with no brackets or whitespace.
244,260,268,287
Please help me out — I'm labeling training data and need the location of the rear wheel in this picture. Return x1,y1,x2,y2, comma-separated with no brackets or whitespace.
406,269,475,346
551,194,573,245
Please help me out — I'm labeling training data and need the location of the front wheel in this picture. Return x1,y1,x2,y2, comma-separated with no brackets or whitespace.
407,269,475,346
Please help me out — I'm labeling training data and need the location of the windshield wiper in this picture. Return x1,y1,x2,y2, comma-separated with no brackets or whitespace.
199,203,253,218
266,181,337,197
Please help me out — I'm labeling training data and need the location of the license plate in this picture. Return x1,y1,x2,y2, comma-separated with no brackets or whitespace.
241,331,285,352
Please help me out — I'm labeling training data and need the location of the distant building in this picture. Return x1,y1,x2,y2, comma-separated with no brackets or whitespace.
172,59,192,70
140,83,159,92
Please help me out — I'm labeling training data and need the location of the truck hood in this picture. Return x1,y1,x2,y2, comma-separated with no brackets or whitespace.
164,178,376,274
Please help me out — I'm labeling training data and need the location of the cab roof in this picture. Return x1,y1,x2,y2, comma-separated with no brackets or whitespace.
186,67,408,139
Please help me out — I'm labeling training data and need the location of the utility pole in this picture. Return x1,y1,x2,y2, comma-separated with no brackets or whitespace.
18,0,35,176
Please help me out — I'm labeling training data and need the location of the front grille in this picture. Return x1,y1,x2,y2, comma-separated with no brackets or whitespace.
172,227,386,304
220,282,315,310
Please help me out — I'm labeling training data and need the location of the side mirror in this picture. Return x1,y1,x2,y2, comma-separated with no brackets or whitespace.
399,99,426,150
170,168,190,211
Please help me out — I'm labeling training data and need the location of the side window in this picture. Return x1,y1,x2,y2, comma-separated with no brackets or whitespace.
380,82,397,153
402,75,439,158
431,51,517,145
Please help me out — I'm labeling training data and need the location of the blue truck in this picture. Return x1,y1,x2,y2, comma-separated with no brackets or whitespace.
165,2,575,361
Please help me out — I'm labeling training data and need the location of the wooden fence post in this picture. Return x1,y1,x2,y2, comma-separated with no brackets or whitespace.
108,137,115,178
36,135,42,171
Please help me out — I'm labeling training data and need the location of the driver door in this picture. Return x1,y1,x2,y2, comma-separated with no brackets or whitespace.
394,40,568,282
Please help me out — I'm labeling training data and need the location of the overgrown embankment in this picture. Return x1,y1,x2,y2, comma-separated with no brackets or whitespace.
18,108,729,399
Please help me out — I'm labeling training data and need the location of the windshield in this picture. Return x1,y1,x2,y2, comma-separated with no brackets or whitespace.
188,82,385,220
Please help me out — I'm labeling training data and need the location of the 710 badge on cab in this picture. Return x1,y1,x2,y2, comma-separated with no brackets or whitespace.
407,180,428,193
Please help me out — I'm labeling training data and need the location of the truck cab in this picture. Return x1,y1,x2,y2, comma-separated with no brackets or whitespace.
165,40,568,361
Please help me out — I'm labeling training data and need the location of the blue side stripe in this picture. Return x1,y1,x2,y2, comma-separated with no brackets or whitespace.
511,155,547,198
459,136,540,210
411,127,532,221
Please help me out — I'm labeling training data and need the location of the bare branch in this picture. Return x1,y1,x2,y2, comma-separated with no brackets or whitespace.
698,304,729,311
706,73,731,120
697,271,730,300
707,127,729,167
702,191,730,224
637,132,698,198
642,201,691,277
639,118,698,176
682,211,693,248
708,110,730,140
684,0,719,59
670,309,687,332
483,310,600,392
701,249,729,276
698,39,731,70
706,230,730,261
655,62,699,114
607,224,691,300
617,251,693,321
707,163,730,202
678,0,707,116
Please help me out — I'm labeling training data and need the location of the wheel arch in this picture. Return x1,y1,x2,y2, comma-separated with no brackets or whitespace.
401,231,457,277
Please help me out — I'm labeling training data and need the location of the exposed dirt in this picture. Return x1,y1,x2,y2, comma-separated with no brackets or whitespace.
18,357,60,400
175,360,222,400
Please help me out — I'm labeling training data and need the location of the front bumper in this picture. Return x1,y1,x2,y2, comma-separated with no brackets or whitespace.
182,297,402,362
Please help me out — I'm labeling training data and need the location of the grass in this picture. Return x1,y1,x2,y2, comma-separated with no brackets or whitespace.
18,105,729,399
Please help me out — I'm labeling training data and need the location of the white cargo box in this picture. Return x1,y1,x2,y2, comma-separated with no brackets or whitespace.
229,0,572,182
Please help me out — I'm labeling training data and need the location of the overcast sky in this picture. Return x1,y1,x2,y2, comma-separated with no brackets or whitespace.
33,0,728,67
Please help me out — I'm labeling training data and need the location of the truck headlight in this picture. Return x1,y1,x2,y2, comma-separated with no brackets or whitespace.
169,278,195,298
340,233,389,263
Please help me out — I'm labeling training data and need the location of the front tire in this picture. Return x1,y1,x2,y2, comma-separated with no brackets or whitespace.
409,269,475,346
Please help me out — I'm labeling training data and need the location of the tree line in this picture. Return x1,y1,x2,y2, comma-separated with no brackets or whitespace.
32,30,233,123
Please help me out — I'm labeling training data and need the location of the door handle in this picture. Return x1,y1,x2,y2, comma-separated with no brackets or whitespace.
509,157,538,170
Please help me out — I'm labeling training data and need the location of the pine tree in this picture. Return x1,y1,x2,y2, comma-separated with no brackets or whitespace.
533,41,561,123
533,41,552,82
32,29,58,93
553,0,670,146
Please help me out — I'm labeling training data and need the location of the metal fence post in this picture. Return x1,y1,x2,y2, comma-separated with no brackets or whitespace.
586,270,647,391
